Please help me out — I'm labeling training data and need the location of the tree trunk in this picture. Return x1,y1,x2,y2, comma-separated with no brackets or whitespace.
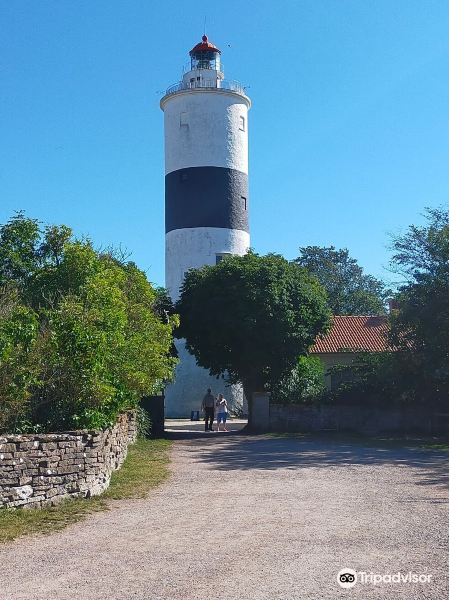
243,383,254,430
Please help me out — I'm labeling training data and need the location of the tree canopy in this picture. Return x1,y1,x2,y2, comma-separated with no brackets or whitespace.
389,207,449,405
331,207,449,409
0,213,178,433
294,245,389,315
176,252,331,424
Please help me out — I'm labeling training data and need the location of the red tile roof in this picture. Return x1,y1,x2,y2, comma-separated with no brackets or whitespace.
310,315,391,354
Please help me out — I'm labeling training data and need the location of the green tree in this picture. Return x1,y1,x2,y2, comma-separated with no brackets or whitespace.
294,246,389,315
38,224,73,267
0,286,40,432
0,213,178,432
389,207,449,406
0,212,40,288
153,286,175,321
176,252,331,426
31,248,178,430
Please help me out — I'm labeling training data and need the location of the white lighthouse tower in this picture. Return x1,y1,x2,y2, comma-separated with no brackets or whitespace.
160,35,251,417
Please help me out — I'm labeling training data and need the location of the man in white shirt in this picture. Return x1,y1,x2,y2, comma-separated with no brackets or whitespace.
215,393,228,432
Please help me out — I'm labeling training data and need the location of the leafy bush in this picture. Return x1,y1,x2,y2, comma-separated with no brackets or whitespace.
271,356,325,404
136,406,152,439
0,289,40,432
0,214,178,433
326,352,414,407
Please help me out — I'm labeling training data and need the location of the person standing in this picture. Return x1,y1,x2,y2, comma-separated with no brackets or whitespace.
215,393,229,432
202,388,215,432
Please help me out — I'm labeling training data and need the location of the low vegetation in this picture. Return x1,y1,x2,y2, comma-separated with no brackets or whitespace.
270,356,325,404
0,438,171,543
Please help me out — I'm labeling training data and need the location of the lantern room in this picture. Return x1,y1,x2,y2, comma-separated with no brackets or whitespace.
189,35,221,72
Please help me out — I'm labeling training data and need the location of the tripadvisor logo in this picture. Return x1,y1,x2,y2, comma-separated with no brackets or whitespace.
337,568,432,588
337,568,357,589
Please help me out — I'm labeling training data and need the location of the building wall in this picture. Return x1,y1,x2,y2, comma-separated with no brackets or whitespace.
0,412,136,509
165,166,249,234
162,91,249,174
165,227,250,302
164,340,243,418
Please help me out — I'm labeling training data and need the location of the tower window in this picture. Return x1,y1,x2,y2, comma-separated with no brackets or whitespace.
241,196,247,210
216,252,232,265
239,116,245,131
180,112,188,126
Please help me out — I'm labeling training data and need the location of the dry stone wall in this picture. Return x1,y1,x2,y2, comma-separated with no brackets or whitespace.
269,404,446,435
0,411,136,509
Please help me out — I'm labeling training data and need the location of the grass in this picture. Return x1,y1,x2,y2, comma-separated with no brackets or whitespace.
268,431,449,449
0,438,171,544
421,442,449,451
104,438,171,499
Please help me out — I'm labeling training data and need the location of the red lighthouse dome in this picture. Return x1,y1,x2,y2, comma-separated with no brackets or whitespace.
189,35,221,56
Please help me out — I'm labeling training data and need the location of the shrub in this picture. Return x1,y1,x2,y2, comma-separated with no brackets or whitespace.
0,214,178,433
136,406,152,438
326,352,413,407
271,355,325,404
0,290,40,431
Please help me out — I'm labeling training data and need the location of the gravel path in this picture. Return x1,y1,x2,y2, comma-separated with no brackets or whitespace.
1,432,448,599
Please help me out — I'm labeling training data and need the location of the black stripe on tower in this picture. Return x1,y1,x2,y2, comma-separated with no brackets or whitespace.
165,166,249,234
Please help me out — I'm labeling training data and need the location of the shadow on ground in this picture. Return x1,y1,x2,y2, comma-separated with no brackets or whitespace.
169,429,449,493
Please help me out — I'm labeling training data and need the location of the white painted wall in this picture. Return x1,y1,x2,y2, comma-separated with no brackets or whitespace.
165,227,250,301
162,91,249,175
164,340,244,418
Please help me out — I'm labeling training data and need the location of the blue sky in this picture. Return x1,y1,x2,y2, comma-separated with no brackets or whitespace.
1,0,449,288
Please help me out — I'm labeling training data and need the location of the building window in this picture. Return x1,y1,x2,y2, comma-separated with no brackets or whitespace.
241,196,247,210
239,115,245,131
216,252,232,265
180,112,188,126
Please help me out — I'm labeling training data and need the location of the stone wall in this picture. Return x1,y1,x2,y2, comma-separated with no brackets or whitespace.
269,404,447,436
0,411,137,509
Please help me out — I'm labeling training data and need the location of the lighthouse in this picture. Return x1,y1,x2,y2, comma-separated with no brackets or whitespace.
160,35,251,417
